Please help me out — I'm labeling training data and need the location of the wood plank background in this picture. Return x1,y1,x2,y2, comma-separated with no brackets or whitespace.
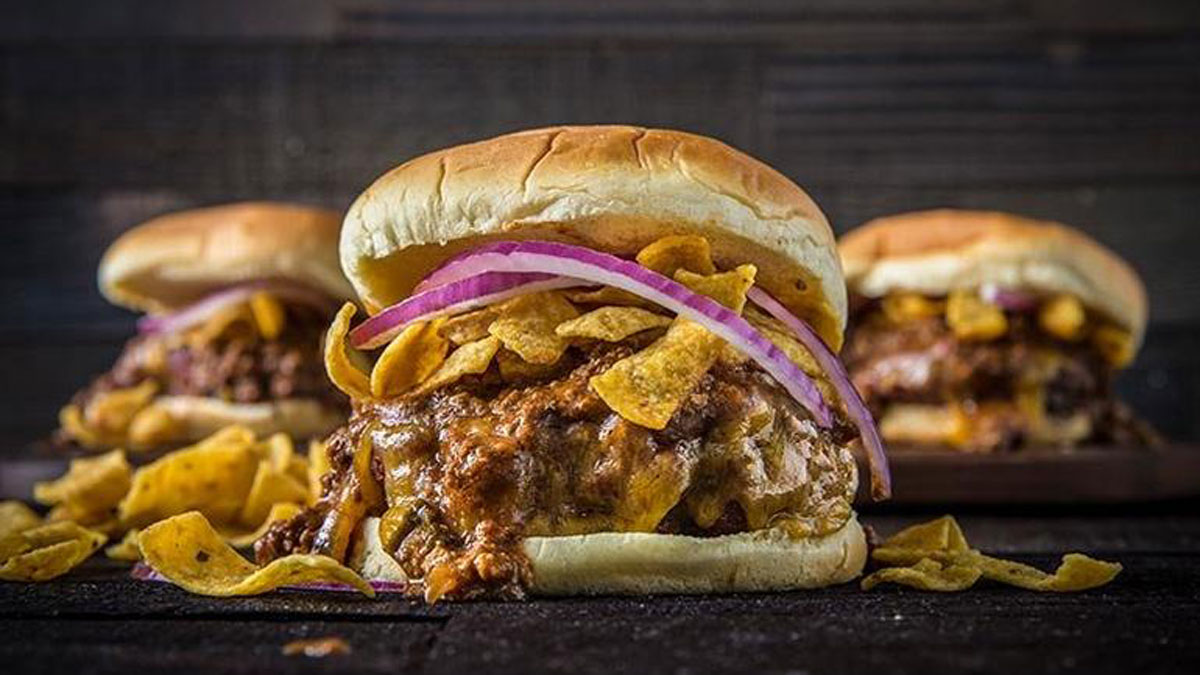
2,0,1198,444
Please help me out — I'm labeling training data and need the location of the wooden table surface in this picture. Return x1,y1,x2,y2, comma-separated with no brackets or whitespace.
4,505,1199,674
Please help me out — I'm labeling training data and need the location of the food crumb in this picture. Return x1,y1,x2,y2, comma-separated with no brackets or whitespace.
282,636,352,658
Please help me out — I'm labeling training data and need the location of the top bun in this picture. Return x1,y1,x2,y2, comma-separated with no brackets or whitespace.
340,125,847,349
100,202,356,314
840,209,1148,345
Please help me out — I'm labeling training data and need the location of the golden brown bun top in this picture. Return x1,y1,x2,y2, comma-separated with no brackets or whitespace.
100,202,356,313
341,125,847,349
840,209,1148,345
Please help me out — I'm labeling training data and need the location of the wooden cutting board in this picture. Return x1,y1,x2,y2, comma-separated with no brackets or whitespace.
857,444,1200,505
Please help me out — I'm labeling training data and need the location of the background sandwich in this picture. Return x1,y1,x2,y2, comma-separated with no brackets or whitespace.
257,126,890,601
839,209,1157,452
58,202,355,450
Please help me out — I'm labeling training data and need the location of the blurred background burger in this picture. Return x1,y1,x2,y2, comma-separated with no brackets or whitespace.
840,210,1158,452
56,203,354,451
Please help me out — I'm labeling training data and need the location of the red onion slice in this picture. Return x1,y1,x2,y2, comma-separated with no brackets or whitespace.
349,272,589,347
979,283,1040,312
350,241,833,428
747,287,892,500
413,242,530,292
137,281,337,336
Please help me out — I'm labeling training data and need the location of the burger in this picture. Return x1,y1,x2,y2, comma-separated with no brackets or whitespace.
839,209,1157,452
58,202,355,451
257,126,890,601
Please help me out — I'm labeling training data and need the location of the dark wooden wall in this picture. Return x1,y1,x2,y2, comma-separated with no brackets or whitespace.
2,0,1199,443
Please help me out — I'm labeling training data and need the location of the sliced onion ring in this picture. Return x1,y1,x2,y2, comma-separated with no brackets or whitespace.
348,272,588,348
747,287,891,500
137,281,337,336
350,241,832,428
979,283,1040,312
413,242,532,293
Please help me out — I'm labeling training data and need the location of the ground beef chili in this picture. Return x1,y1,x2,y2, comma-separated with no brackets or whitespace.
70,312,342,411
257,341,858,601
843,298,1158,450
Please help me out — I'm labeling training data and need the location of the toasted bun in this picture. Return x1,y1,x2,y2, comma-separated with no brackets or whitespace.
100,202,356,314
840,210,1148,347
351,514,867,595
340,125,847,349
148,396,343,443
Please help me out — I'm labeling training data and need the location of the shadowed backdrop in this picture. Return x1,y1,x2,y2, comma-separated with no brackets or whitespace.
2,0,1198,444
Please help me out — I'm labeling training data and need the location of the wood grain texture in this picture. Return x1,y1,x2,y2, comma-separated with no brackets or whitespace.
858,445,1200,505
2,545,1198,675
1,0,1198,441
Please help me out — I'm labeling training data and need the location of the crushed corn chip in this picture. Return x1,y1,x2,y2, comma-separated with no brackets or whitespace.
222,502,304,549
239,460,310,529
886,514,970,552
84,381,159,437
590,319,723,430
1039,294,1086,341
488,292,579,364
745,310,821,377
635,234,716,277
861,557,981,592
564,287,657,309
324,303,371,399
58,404,106,448
971,551,1122,591
496,348,562,383
138,511,373,597
414,336,502,396
864,516,1121,593
118,426,260,528
0,501,41,540
249,292,287,340
674,264,756,312
439,307,499,345
743,311,840,405
555,306,671,342
882,292,944,323
127,404,183,448
1092,324,1135,367
946,289,1008,341
187,303,254,349
34,450,131,523
105,529,142,562
370,319,448,397
589,265,759,429
44,505,119,536
261,433,303,480
0,521,106,582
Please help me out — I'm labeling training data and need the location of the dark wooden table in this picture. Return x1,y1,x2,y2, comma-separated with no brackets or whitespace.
4,506,1199,674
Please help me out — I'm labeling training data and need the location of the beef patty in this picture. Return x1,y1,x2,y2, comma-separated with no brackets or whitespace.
844,313,1107,408
72,316,341,410
843,304,1156,449
257,341,858,600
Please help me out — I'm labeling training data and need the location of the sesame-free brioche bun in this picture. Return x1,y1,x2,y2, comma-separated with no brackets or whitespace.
351,513,867,596
100,202,356,314
840,209,1148,347
340,125,847,349
141,396,344,446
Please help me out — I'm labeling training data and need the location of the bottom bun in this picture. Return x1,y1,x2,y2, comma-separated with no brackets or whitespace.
878,402,1092,448
351,513,867,595
151,396,344,443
